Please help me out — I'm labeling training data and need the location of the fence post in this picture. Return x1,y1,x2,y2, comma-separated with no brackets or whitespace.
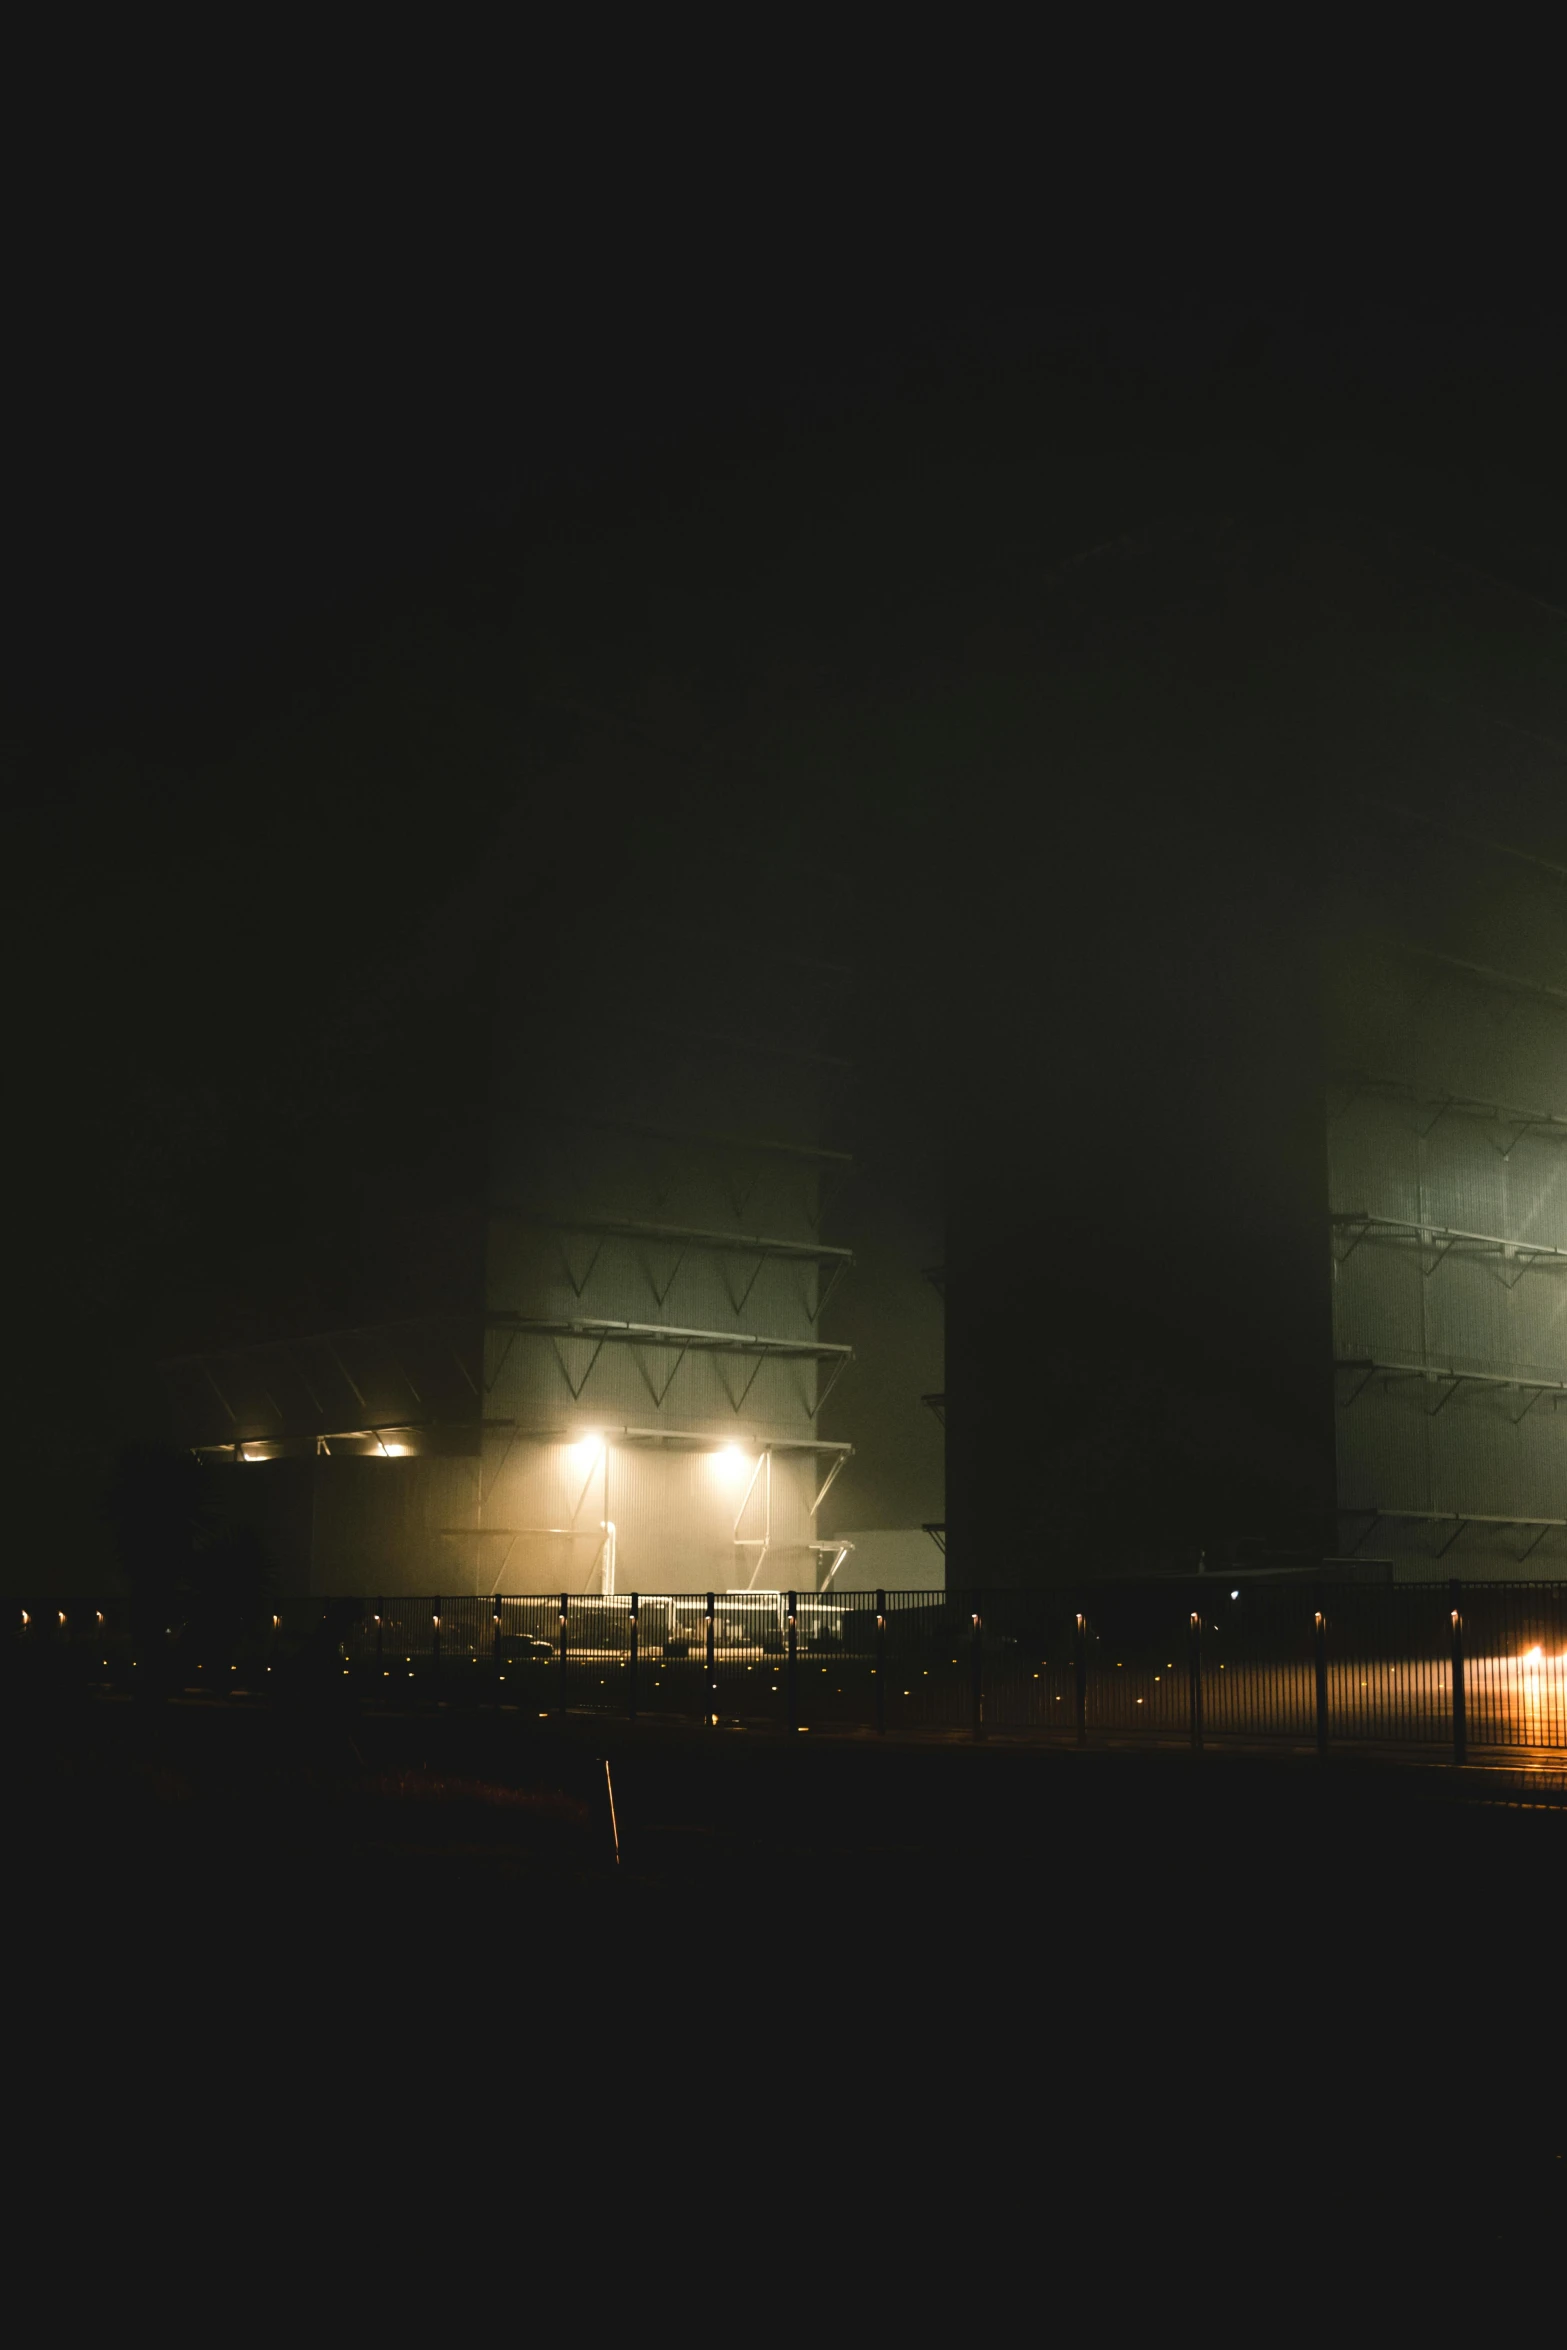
432,1601,442,1696
375,1602,383,1673
1313,1596,1329,1759
874,1590,886,1737
970,1595,985,1741
627,1593,639,1722
785,1592,798,1732
559,1592,569,1715
1187,1611,1204,1753
1449,1579,1467,1766
705,1592,717,1724
1073,1611,1088,1746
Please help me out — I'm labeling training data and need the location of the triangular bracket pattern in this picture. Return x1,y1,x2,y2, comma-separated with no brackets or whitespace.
716,1350,770,1416
632,1340,691,1411
556,1232,607,1301
484,1328,520,1398
721,1150,763,1222
550,1333,607,1403
807,1256,848,1325
641,1241,691,1310
723,1252,767,1317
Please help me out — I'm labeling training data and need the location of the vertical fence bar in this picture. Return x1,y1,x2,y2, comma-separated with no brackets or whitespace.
785,1593,798,1732
971,1598,985,1742
375,1603,384,1673
1314,1599,1329,1759
1187,1611,1204,1753
705,1592,716,1724
432,1602,442,1694
1074,1612,1088,1746
1450,1580,1467,1766
558,1592,569,1715
874,1590,886,1737
627,1593,639,1722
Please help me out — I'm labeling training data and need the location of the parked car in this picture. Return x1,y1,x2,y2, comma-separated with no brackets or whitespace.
496,1633,556,1663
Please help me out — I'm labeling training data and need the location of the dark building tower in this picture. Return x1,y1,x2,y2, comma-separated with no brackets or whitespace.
948,522,1567,1591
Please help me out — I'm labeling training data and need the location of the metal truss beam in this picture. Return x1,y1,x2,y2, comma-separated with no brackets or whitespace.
486,1315,852,1418
494,1213,852,1265
503,1220,855,1267
494,1215,853,1323
200,1363,240,1427
1335,1357,1567,1422
1330,1071,1567,1153
194,1416,514,1458
1331,1211,1567,1283
485,1313,850,1360
1341,1505,1567,1558
924,1522,947,1554
814,1539,853,1591
810,1451,848,1518
484,1423,852,1454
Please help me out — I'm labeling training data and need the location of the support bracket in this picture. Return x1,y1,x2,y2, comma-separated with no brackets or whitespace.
550,1334,608,1403
634,1340,690,1411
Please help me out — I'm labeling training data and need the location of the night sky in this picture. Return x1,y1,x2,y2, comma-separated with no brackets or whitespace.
9,146,1567,1580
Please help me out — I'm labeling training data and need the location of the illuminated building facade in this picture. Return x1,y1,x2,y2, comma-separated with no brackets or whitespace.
1325,834,1567,1580
166,861,871,1599
1319,540,1567,1581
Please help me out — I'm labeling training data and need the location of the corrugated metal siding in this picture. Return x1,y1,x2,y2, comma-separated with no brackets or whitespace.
463,1432,820,1596
484,1229,822,1337
473,933,847,1594
1326,919,1567,1579
172,904,853,1597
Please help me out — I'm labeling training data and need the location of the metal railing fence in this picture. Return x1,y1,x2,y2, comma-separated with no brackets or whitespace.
8,1582,1567,1756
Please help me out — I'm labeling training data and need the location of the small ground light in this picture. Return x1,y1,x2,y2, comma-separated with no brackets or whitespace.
1230,1590,1239,1600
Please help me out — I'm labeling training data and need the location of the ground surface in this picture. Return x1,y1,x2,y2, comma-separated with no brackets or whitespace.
10,1693,1564,2209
